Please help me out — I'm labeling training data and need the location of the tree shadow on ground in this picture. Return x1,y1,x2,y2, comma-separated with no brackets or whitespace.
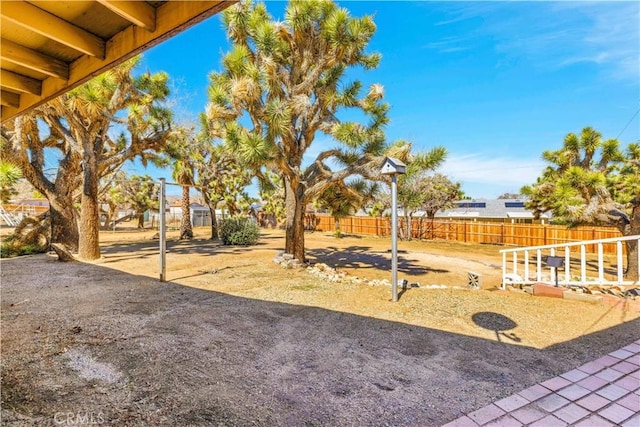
99,237,271,264
1,255,639,426
307,246,449,276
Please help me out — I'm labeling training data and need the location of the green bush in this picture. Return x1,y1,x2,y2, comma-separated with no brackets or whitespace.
219,218,260,246
0,236,46,258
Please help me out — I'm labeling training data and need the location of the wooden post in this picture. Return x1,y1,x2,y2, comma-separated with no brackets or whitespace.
464,221,467,243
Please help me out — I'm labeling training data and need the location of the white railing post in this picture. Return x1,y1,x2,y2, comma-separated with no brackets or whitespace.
524,250,529,283
598,242,604,282
617,240,623,283
550,248,556,285
502,252,506,289
536,249,542,282
564,246,570,285
580,245,587,283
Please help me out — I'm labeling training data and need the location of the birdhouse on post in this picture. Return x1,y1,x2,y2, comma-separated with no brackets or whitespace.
380,157,406,175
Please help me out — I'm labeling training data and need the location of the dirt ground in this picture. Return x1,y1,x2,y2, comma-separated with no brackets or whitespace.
1,227,639,426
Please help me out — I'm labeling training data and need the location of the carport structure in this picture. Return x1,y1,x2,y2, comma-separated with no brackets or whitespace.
1,0,234,123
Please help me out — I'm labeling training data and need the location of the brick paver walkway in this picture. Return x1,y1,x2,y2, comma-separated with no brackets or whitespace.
444,340,640,426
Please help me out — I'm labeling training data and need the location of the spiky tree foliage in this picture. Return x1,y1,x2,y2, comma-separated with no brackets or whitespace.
258,171,286,227
315,178,379,236
384,142,448,239
104,173,159,229
193,120,253,239
0,161,23,204
205,0,445,261
101,171,128,228
1,57,171,258
522,126,640,280
420,174,463,219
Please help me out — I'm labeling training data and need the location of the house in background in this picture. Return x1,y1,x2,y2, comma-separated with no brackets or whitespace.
163,202,220,227
435,199,550,224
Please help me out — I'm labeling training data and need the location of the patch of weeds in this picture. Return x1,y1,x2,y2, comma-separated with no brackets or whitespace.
1,236,46,258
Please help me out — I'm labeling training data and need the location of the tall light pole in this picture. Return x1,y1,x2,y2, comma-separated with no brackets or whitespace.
381,157,406,302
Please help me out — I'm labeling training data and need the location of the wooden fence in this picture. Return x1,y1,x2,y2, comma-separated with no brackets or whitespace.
2,203,49,217
309,214,623,254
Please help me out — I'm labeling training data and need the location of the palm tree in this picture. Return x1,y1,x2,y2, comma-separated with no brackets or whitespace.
172,158,195,240
168,126,202,240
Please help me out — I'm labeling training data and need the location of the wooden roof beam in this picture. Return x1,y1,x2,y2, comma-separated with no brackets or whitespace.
97,0,156,31
1,70,42,95
2,1,105,59
0,91,21,108
0,38,70,80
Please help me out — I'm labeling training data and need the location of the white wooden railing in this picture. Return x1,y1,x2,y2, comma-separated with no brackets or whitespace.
500,235,640,289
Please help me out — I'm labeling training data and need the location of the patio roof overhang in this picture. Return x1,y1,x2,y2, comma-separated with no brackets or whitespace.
1,0,234,123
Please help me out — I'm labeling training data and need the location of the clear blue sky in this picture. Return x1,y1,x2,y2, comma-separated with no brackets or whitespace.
127,1,640,199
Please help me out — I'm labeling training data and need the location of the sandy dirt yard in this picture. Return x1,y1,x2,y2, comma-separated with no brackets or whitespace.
1,227,639,426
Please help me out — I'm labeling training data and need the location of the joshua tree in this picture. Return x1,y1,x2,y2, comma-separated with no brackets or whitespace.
1,57,171,258
204,0,445,261
522,126,639,280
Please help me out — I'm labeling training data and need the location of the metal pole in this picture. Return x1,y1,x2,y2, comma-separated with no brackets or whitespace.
159,178,166,282
391,174,398,302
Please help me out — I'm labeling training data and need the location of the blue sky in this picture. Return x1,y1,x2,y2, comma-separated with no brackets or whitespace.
128,1,639,199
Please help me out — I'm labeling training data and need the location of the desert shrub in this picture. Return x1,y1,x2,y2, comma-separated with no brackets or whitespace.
220,218,260,246
0,235,46,258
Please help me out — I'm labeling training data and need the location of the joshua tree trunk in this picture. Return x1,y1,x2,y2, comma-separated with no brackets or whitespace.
623,205,639,281
284,176,305,262
49,202,79,252
202,192,219,240
137,213,145,229
78,152,101,260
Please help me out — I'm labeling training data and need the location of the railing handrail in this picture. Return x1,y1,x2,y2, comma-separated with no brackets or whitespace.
499,234,640,254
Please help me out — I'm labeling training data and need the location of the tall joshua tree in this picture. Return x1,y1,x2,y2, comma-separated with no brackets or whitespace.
205,0,445,261
522,126,640,280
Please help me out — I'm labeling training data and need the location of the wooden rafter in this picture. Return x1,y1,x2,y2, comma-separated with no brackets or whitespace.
1,91,21,108
0,38,70,80
2,1,106,58
97,0,157,31
1,1,236,123
0,70,42,95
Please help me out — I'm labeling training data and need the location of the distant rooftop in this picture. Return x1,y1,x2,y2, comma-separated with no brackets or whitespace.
435,199,550,220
